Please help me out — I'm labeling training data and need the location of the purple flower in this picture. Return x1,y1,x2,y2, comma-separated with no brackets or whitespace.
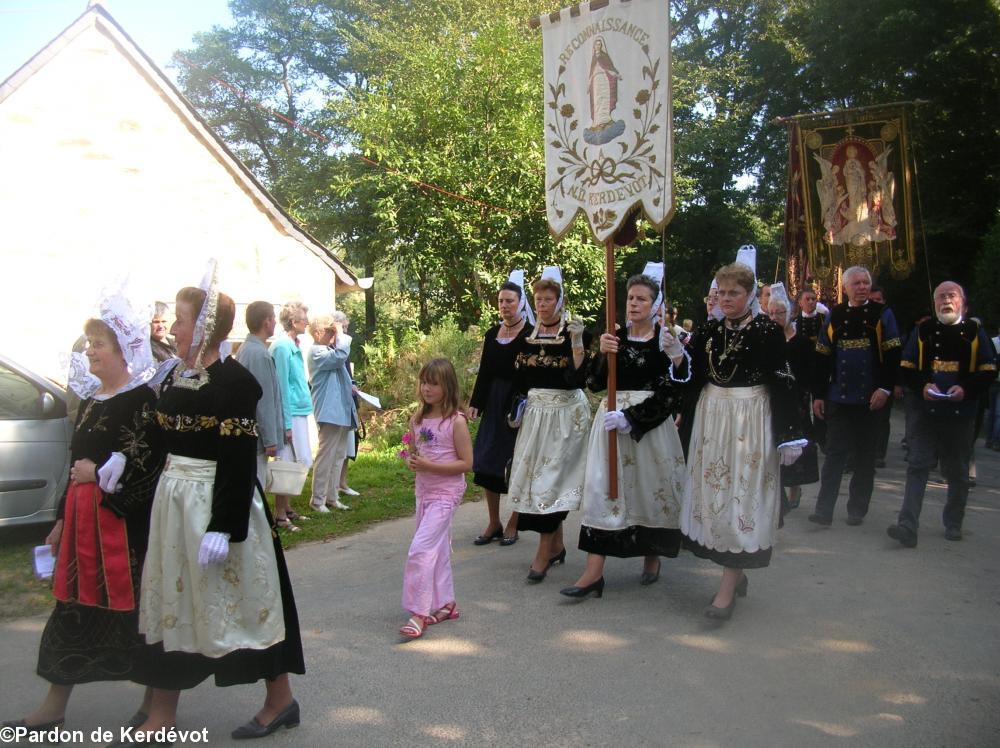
398,448,409,460
418,427,435,444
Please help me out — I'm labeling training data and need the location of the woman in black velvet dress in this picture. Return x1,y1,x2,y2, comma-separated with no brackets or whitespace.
561,273,685,599
665,262,805,621
3,315,162,737
136,280,304,741
469,280,533,546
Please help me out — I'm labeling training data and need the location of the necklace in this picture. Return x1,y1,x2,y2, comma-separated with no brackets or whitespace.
707,321,748,384
498,318,524,341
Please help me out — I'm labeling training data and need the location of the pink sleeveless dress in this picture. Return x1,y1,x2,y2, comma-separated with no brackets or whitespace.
414,414,467,501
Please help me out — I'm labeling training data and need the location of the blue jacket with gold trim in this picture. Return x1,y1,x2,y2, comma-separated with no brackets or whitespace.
813,301,901,404
900,317,997,417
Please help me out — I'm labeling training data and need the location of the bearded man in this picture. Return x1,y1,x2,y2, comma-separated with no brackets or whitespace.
887,282,997,547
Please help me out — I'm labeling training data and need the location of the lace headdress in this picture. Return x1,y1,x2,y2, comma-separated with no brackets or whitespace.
66,277,156,399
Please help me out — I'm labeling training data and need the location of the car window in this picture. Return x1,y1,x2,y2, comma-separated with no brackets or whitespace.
0,364,43,419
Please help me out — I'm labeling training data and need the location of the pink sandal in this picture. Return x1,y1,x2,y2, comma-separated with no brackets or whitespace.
399,615,433,638
429,602,459,625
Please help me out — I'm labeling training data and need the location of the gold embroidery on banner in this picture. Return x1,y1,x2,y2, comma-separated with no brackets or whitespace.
931,360,960,373
839,338,871,350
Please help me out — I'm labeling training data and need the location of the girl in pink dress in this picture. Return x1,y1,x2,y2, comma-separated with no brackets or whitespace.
400,358,474,638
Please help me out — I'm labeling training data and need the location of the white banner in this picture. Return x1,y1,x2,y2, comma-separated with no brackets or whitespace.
542,0,673,243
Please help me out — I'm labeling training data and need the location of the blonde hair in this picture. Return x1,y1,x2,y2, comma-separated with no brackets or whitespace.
308,314,334,341
714,263,756,295
413,358,461,426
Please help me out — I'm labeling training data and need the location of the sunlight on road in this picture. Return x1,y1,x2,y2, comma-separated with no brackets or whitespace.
557,629,631,650
668,634,735,654
881,692,927,705
815,638,876,653
400,636,484,658
419,724,467,740
330,706,385,725
790,719,858,737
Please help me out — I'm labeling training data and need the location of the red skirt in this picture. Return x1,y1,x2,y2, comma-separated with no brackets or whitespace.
53,481,134,611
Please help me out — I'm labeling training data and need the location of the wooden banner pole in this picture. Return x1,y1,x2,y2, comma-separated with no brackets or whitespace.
605,237,618,500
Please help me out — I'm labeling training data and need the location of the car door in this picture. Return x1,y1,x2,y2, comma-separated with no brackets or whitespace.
0,360,72,526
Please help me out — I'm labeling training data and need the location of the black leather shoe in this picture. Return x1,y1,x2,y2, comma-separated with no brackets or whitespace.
526,567,547,583
845,515,864,526
560,577,604,599
639,561,661,586
808,513,833,526
125,711,149,730
944,527,963,541
473,527,503,545
704,596,736,621
549,548,566,565
499,532,519,546
231,700,300,740
887,524,917,548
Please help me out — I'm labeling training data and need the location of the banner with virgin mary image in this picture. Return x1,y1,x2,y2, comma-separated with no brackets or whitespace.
541,0,673,243
787,105,916,284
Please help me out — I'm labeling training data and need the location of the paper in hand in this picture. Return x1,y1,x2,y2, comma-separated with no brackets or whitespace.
33,545,55,579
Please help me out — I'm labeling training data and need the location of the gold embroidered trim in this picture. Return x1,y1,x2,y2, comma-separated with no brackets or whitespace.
839,338,871,350
882,337,902,351
932,360,960,373
815,343,831,355
979,363,998,371
900,360,917,369
156,412,219,432
219,417,258,437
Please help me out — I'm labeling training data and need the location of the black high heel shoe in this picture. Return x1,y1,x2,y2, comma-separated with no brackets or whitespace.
230,699,300,740
704,596,736,620
559,577,605,599
549,548,566,565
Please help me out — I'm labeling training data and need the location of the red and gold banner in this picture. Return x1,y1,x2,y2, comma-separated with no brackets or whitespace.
785,105,916,296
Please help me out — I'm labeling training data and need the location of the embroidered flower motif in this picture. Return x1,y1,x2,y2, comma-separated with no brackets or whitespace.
703,457,731,493
223,567,240,586
163,614,178,629
258,608,270,624
738,514,756,533
175,577,184,593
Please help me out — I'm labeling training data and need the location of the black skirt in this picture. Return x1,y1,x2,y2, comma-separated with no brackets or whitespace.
781,443,819,487
517,511,569,534
683,537,773,569
472,378,517,492
37,551,146,686
578,525,682,559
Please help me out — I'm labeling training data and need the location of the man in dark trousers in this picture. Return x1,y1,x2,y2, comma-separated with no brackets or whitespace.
809,266,902,526
886,282,996,546
869,286,894,467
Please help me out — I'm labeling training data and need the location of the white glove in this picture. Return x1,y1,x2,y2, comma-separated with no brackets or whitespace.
198,531,231,568
660,327,683,359
567,318,585,348
97,452,126,494
604,410,632,433
778,444,803,466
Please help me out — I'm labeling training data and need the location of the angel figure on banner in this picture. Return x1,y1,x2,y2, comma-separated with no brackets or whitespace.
867,147,897,239
585,37,626,145
813,153,848,243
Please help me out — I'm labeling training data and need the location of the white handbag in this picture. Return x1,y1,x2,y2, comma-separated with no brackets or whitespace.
265,444,309,496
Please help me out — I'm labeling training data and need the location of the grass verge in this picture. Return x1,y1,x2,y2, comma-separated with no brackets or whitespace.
0,444,480,620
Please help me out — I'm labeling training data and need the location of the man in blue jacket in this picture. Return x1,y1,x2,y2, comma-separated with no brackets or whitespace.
887,282,997,546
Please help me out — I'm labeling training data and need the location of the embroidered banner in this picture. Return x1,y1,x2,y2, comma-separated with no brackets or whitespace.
785,106,916,288
541,0,673,242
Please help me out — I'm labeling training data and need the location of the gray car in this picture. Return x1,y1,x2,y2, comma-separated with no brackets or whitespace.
0,354,73,527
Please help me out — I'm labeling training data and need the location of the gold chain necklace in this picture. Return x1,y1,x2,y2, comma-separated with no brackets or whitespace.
707,319,750,384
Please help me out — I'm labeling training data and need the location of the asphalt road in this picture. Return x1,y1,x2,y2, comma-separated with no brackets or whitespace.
3,410,999,747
